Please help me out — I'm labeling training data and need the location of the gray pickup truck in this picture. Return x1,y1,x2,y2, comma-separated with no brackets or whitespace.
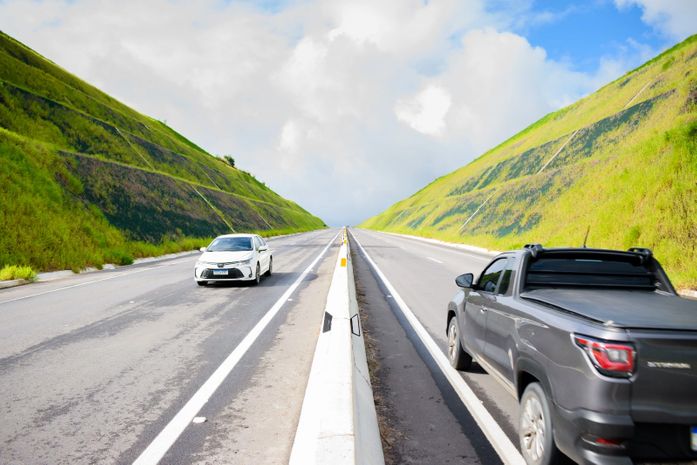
446,244,697,465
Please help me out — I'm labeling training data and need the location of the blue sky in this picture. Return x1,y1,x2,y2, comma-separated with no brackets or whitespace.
228,0,678,75
512,0,664,72
0,0,694,225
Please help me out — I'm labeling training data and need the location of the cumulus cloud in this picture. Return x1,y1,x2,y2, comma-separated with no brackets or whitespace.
615,0,697,40
0,0,645,225
395,85,452,137
436,29,591,150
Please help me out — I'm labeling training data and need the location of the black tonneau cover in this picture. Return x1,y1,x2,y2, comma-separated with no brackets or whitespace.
520,289,697,330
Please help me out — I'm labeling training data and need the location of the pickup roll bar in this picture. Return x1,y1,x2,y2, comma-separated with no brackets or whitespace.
523,243,545,258
523,244,655,265
628,247,653,265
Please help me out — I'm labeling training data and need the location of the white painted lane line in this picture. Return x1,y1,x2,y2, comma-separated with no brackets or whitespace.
132,231,340,465
0,267,157,306
352,232,525,465
426,257,443,264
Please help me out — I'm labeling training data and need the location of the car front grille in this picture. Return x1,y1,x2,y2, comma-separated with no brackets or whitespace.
202,268,245,279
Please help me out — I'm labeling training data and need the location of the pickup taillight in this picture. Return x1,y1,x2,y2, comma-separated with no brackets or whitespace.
574,335,635,378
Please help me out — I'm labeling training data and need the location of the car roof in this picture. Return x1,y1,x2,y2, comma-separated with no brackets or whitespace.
214,233,257,239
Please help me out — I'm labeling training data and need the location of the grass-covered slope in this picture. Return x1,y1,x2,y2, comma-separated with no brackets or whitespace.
0,31,325,273
362,35,697,288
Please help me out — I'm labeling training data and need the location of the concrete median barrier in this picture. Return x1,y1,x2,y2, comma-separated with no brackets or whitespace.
289,229,384,465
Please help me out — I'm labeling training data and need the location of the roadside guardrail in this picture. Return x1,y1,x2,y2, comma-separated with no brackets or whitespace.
289,229,385,465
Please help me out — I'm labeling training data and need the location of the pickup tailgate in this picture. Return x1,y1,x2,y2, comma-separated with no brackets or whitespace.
629,329,697,423
521,288,697,423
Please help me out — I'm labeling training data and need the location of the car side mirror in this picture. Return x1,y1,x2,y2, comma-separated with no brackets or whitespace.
259,245,268,252
455,273,474,289
199,247,207,252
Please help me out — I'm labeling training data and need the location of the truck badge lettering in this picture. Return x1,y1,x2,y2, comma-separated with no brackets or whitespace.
646,361,691,369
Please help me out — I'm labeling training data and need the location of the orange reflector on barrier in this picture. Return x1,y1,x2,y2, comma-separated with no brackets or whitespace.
340,258,347,267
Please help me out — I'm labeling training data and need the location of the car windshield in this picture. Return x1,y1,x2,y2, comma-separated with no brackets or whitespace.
207,237,253,252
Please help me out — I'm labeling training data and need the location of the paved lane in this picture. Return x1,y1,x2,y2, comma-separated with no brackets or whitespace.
0,229,339,465
349,228,520,448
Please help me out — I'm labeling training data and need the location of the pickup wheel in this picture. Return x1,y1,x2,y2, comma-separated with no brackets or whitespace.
447,317,472,371
519,383,562,465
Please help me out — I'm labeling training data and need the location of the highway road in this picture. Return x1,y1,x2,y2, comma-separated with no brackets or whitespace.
0,228,340,465
349,228,522,464
7,226,688,465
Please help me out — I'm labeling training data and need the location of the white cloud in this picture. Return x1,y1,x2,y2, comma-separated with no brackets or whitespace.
396,29,591,151
615,0,697,40
278,120,301,154
395,85,452,137
0,0,637,226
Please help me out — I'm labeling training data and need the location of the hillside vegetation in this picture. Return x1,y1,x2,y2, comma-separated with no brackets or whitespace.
362,35,697,289
0,31,325,273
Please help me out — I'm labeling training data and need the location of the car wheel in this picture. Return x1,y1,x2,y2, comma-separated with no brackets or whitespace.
447,317,472,370
196,280,208,286
519,383,562,465
265,257,273,276
253,263,261,286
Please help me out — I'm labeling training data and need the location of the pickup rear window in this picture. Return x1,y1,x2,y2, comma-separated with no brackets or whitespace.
525,254,656,289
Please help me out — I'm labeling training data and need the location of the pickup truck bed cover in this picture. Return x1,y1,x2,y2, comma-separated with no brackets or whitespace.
520,288,697,331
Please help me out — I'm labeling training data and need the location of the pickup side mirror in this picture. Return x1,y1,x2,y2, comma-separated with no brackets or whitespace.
199,247,207,252
455,273,474,289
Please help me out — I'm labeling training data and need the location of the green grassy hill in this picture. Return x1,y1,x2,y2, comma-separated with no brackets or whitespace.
0,31,325,274
362,35,697,289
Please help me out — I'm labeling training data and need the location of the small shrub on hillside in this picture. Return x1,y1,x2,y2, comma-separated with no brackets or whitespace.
223,155,235,167
0,265,36,281
104,249,134,266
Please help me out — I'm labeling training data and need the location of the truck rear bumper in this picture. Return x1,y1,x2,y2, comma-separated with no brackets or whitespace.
553,405,697,465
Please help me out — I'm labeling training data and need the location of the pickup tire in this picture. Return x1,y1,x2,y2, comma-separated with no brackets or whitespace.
447,317,473,371
519,383,562,465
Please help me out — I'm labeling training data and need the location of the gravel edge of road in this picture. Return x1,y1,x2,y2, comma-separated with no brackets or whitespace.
351,246,404,465
349,234,504,465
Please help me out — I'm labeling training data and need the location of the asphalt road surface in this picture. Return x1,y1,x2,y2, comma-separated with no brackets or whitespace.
349,228,521,463
0,228,340,465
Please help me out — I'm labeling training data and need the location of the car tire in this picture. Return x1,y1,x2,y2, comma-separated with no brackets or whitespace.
196,280,208,286
447,317,473,371
252,263,261,286
519,383,562,465
265,257,273,276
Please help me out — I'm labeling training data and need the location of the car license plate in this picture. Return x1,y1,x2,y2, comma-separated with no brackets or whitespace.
692,426,697,451
212,270,228,276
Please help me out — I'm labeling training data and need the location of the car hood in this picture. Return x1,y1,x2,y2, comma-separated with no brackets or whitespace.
199,251,254,263
520,288,697,331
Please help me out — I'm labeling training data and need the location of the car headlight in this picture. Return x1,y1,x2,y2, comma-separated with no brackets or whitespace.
231,259,253,266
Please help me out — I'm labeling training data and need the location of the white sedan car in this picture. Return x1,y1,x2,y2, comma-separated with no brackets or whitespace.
194,233,273,286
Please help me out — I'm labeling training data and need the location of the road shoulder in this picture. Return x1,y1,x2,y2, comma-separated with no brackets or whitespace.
350,236,501,465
